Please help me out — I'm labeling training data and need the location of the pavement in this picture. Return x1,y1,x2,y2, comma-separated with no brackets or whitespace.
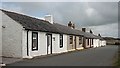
0,56,22,67
2,57,22,64
1,45,119,66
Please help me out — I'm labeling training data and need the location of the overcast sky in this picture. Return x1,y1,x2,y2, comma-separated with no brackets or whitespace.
1,2,119,38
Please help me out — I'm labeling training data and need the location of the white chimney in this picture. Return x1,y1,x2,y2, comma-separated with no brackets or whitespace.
44,15,53,24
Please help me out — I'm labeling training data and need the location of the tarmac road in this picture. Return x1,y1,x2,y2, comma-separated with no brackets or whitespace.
6,45,118,66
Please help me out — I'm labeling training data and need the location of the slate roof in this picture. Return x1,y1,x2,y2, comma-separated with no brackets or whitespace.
84,32,99,39
53,23,84,36
53,23,103,39
1,9,102,39
1,9,60,33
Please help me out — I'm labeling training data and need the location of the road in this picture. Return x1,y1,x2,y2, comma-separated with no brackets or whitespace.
7,45,118,66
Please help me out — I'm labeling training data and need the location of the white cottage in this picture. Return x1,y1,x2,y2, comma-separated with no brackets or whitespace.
81,28,105,48
1,9,106,59
93,39,100,48
96,34,106,47
1,9,69,58
53,23,84,51
101,40,106,46
1,9,85,58
81,28,97,49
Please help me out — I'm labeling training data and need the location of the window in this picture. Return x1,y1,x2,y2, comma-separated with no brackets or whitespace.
32,32,38,51
79,36,82,45
60,34,63,48
53,37,55,41
70,36,73,44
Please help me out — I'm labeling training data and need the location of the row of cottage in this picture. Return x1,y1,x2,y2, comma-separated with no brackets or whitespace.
0,9,106,59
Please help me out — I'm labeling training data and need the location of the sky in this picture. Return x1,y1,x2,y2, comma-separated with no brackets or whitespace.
1,1,119,38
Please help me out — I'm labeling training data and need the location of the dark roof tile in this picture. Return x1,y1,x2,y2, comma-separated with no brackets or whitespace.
1,9,102,39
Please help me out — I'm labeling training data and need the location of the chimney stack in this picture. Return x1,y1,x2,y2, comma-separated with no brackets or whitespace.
68,21,72,27
44,15,53,24
72,24,75,29
82,28,86,32
98,34,101,37
90,29,93,34
68,21,75,29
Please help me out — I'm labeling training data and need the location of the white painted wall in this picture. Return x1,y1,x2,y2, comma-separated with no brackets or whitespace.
22,30,28,58
101,40,106,46
98,39,101,47
23,32,68,58
99,40,102,47
52,34,67,54
22,31,47,58
104,40,106,46
2,12,23,58
93,39,99,48
76,36,84,50
93,39,96,48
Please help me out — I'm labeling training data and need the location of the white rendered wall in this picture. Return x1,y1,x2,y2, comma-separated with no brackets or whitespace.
98,39,101,47
93,39,99,48
2,12,23,58
104,40,106,46
52,34,67,54
101,40,106,46
76,36,84,50
52,33,58,53
96,39,99,47
67,35,76,51
22,31,47,58
22,31,68,58
100,40,102,47
22,30,28,58
93,39,96,48
89,39,91,47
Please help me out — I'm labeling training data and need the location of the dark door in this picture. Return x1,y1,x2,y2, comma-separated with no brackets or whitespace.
74,36,76,49
47,34,52,54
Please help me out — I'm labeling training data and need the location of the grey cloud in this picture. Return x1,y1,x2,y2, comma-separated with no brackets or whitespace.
2,2,118,26
2,2,118,37
86,23,118,38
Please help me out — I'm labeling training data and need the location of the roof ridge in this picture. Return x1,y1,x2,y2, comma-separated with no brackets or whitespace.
1,9,101,39
1,9,49,23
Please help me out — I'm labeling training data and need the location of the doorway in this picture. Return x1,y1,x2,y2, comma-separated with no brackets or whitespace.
47,34,52,54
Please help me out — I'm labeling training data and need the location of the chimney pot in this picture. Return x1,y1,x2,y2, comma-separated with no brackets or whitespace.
90,29,93,34
98,34,101,37
68,21,72,27
72,24,75,29
44,15,53,24
82,28,86,32
68,21,75,29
